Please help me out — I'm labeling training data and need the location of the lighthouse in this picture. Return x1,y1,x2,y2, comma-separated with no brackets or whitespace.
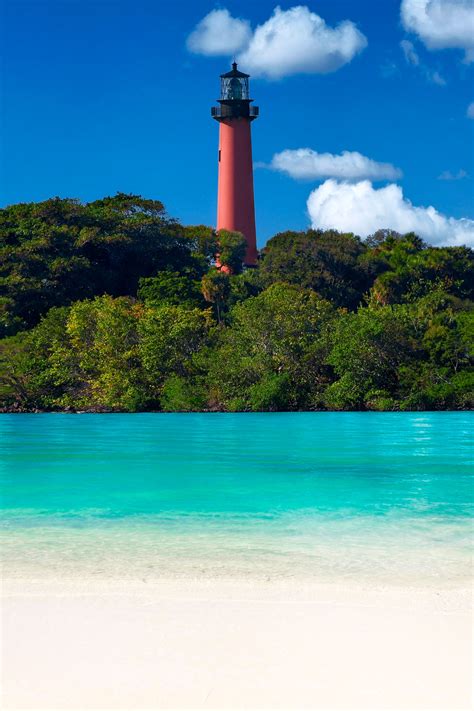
211,63,259,267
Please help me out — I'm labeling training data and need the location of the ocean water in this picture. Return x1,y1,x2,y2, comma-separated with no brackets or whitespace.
1,413,472,585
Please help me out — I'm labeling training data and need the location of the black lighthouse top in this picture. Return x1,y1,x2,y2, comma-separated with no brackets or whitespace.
211,62,259,121
220,62,250,101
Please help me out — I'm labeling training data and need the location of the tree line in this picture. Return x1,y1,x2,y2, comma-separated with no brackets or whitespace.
1,193,472,412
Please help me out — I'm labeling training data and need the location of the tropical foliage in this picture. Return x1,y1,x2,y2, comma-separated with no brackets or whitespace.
1,196,472,412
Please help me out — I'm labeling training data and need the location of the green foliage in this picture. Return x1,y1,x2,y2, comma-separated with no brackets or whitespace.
0,295,213,411
58,296,145,410
217,229,247,273
161,375,208,412
138,271,204,308
324,306,414,409
206,283,336,411
0,195,214,336
182,225,218,270
247,373,292,412
371,244,473,305
0,307,72,410
1,194,472,412
259,229,377,308
324,289,473,411
228,269,264,307
201,268,231,323
138,303,212,401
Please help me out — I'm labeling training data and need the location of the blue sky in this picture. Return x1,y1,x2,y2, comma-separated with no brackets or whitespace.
3,0,474,246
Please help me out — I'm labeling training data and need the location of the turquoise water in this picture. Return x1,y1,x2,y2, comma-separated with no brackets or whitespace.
1,413,472,584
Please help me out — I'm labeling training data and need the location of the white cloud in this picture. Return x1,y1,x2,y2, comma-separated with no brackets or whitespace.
307,180,474,247
187,6,367,79
238,6,367,79
186,9,251,56
438,169,468,180
467,102,474,118
400,39,420,65
266,149,402,181
429,70,446,84
401,0,474,62
400,39,447,84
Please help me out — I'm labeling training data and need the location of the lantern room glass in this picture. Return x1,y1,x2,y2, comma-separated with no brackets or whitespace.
220,76,249,101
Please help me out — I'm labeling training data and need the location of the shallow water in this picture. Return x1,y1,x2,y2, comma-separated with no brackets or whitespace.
1,412,472,584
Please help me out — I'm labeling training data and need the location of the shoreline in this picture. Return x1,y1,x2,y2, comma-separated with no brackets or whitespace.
2,408,473,414
2,576,472,710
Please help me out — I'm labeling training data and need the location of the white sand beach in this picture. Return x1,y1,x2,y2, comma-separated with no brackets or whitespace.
1,578,472,711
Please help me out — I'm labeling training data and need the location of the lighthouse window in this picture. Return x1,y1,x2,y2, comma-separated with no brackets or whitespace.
219,150,221,162
228,77,243,100
221,75,249,101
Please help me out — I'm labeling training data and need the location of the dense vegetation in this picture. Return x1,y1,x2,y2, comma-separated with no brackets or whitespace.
1,194,473,412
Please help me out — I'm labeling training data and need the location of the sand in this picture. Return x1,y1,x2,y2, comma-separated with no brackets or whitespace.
1,578,472,711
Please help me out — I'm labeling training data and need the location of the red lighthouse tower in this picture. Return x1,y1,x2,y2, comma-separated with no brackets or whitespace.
211,63,259,266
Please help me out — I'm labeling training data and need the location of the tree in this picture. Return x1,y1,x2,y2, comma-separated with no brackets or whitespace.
1,193,473,413
370,244,474,305
206,283,335,411
0,307,71,410
324,305,415,410
397,290,474,409
138,271,204,308
138,304,213,404
160,375,208,412
0,194,208,336
183,225,218,274
216,229,247,274
201,268,231,324
64,296,144,410
259,229,374,308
